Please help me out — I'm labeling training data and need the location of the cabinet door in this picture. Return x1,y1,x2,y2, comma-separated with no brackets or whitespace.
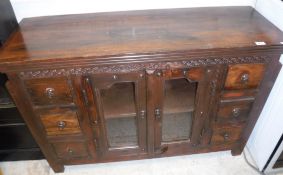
147,67,222,155
83,72,147,158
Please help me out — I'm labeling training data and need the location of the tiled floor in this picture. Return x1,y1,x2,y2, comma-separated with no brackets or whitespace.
0,150,282,175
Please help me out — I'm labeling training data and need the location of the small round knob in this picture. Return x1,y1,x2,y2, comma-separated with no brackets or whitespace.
85,77,90,83
113,75,118,80
68,148,73,155
45,88,55,99
241,73,249,84
57,121,66,130
93,120,98,125
232,108,241,118
156,71,162,77
223,133,229,141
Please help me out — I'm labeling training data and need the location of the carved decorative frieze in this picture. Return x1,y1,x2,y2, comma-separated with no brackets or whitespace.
19,56,270,78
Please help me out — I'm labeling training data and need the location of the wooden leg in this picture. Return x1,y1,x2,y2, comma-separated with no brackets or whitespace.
231,142,243,156
49,162,65,173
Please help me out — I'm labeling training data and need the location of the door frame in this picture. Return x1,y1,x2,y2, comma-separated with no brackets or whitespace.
146,66,224,156
82,71,147,158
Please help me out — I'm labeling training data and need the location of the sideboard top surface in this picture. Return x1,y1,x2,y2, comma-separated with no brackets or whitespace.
0,6,283,71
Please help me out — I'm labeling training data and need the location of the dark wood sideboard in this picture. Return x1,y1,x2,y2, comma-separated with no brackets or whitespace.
0,6,283,173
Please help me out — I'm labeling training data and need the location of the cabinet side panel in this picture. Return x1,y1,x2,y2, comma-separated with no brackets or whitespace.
5,73,64,173
232,55,282,155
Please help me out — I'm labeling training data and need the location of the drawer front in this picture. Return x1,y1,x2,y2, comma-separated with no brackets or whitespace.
52,141,89,159
224,64,265,90
221,89,257,100
211,125,243,144
217,100,254,124
25,77,73,106
39,108,82,136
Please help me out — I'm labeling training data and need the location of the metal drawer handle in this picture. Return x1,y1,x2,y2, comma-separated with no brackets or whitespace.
156,71,162,77
83,77,92,106
113,75,118,80
57,121,66,130
155,108,161,119
223,133,230,141
94,139,98,148
45,87,55,98
241,73,249,84
82,89,89,105
140,110,146,119
232,108,241,118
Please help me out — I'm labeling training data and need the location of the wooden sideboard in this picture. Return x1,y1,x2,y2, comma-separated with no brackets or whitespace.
0,6,283,173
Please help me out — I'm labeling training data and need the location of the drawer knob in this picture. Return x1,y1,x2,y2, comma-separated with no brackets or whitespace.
156,71,162,77
45,87,55,98
223,133,230,141
85,77,90,83
57,121,66,130
68,148,73,155
241,73,249,84
232,108,241,117
113,75,118,80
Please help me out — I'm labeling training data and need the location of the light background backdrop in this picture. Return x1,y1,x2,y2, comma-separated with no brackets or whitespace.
11,0,256,22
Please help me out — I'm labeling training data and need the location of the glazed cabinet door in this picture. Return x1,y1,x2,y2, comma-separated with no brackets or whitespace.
82,71,147,158
147,66,224,155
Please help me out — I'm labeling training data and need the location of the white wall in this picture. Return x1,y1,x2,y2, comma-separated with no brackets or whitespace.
11,0,256,22
255,0,283,31
247,56,283,171
247,0,283,171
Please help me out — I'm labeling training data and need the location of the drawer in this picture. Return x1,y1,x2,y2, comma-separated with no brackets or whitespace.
224,64,265,90
211,125,243,144
52,141,89,159
39,108,82,136
25,77,73,106
216,100,254,124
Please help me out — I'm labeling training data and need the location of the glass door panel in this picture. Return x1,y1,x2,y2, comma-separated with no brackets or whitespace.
100,82,138,148
162,78,197,143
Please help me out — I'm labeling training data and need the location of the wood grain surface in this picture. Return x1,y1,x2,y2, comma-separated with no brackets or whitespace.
1,7,282,173
0,7,283,66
